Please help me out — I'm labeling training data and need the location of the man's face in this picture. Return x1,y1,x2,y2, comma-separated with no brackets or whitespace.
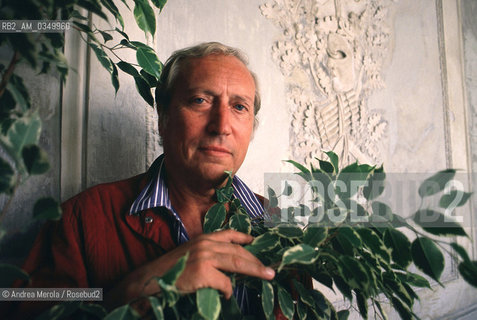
160,54,256,187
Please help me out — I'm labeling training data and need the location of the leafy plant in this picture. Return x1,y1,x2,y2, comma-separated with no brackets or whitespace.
109,152,477,320
0,0,166,317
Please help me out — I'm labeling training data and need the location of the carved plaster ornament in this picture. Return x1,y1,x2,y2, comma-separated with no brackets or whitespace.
261,0,395,167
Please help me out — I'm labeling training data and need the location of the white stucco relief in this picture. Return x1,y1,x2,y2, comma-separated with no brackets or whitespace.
260,0,396,166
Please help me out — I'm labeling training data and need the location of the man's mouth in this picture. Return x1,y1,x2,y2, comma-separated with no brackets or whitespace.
199,145,232,156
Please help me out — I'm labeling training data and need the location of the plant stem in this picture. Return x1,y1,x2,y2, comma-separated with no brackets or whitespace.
0,51,20,98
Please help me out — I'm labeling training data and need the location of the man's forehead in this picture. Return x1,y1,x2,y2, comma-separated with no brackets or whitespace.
175,55,256,92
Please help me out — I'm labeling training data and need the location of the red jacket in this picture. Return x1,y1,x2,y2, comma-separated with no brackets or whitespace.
6,170,182,318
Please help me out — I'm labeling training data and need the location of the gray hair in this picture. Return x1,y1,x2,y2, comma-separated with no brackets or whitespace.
155,42,261,133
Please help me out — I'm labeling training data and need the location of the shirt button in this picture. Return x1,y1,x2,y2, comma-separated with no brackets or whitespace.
145,216,154,224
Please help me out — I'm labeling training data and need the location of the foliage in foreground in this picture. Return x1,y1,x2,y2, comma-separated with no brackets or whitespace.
101,151,477,320
0,0,166,294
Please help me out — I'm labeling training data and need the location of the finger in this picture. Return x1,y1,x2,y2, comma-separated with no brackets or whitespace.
176,264,234,299
190,238,263,266
212,252,275,280
204,229,254,245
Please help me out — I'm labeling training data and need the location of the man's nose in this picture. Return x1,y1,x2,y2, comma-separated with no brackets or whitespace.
207,101,232,135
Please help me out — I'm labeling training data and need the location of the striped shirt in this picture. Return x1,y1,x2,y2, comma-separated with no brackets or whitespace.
129,154,264,314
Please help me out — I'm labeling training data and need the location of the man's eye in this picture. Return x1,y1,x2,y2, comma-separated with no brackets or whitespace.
234,104,246,111
193,98,205,104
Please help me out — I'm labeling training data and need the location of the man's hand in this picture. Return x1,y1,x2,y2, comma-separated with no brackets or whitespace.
105,230,275,309
169,229,275,298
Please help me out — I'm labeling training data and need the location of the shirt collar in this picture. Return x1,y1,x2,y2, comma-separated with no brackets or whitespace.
129,154,264,219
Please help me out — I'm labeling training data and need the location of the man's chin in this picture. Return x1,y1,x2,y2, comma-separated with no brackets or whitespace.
198,165,234,186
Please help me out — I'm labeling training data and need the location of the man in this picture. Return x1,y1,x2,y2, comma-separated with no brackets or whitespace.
9,42,275,318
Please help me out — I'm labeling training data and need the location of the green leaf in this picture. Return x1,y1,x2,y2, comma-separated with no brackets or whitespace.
0,263,29,287
197,288,221,320
337,227,362,248
362,166,385,200
115,27,129,40
104,304,140,320
458,260,477,287
296,300,307,320
262,280,274,319
245,232,280,255
161,253,188,285
292,279,314,307
22,144,50,175
310,290,330,318
279,244,318,272
119,39,137,49
70,9,89,21
133,0,156,36
151,0,167,10
333,275,352,300
129,41,155,51
413,209,467,237
136,47,162,79
98,30,113,42
203,203,227,233
324,151,339,173
439,190,473,208
267,186,278,208
371,201,394,222
0,157,15,194
134,76,154,106
229,212,251,234
418,169,456,197
355,290,368,319
303,225,327,247
285,159,311,180
220,296,241,319
282,181,293,196
310,271,334,292
383,274,413,307
8,74,31,111
73,21,93,34
275,224,303,238
100,0,124,28
216,175,233,203
337,310,350,320
277,285,294,320
89,42,113,74
117,61,140,77
33,198,62,221
383,229,412,269
450,242,471,263
396,272,431,289
336,164,372,199
319,159,334,173
0,112,41,165
411,237,444,282
340,256,370,292
356,229,391,263
148,296,163,319
111,63,119,94
390,296,413,320
140,69,158,88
